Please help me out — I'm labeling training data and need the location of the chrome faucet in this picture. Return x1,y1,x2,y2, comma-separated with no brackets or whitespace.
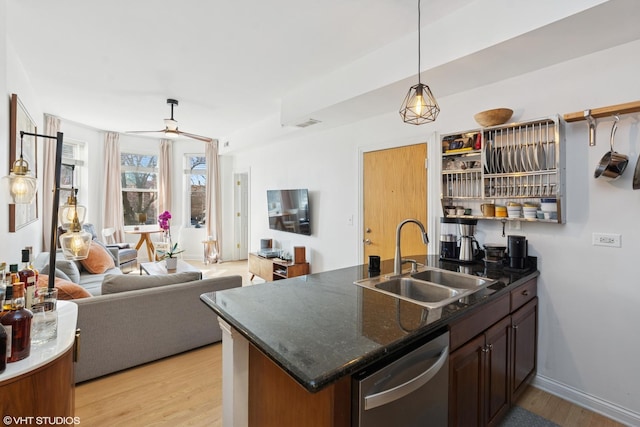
393,219,429,277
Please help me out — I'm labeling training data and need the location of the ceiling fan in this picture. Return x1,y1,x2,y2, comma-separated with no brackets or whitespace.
127,98,213,142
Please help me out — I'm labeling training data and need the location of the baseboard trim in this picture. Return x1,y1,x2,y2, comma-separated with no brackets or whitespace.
532,374,640,426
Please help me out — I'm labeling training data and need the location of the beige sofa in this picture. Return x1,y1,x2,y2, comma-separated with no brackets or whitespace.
71,272,242,383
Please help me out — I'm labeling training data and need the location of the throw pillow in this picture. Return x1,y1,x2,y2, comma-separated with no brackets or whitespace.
80,241,116,274
37,276,92,300
101,271,202,295
92,238,118,263
39,266,72,282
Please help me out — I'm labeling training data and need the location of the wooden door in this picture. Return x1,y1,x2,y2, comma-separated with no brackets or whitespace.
363,144,428,263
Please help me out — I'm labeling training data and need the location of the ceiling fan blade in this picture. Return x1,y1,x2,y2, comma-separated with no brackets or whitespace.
126,129,167,134
177,130,213,143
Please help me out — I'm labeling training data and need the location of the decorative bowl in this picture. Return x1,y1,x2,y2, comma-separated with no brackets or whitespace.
474,108,513,127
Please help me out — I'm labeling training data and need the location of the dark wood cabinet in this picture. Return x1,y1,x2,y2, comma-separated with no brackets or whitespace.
449,316,510,427
511,297,538,402
449,278,538,427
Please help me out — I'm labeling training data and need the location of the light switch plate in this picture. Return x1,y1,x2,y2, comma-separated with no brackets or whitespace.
592,233,622,248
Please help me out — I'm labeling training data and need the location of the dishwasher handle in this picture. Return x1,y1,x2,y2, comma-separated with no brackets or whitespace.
364,345,449,410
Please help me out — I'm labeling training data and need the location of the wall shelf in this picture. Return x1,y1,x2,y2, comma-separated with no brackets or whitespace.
563,100,640,122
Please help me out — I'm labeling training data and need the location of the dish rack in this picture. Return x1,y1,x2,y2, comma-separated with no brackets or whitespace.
441,115,565,223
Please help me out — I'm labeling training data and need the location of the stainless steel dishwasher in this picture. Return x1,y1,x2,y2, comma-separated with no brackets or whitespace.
352,330,449,427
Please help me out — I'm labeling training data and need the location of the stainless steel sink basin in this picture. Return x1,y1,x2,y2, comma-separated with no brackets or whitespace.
354,267,496,310
376,278,460,303
410,269,493,290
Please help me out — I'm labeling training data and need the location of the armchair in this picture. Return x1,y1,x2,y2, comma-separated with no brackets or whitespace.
99,226,138,271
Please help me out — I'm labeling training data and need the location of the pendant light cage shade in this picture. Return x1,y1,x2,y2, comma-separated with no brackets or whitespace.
399,83,440,125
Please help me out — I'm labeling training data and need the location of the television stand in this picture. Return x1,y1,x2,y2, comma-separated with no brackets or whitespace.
249,252,310,281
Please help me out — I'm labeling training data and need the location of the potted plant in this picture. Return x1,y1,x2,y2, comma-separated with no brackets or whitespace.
159,243,184,270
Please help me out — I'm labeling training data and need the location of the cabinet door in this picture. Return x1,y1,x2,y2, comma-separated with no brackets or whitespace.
449,334,485,427
485,317,511,427
511,297,538,401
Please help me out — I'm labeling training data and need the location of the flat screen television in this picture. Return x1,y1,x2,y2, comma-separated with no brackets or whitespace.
267,189,311,235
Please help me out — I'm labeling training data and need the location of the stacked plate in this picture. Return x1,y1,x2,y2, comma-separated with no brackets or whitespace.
507,202,522,218
523,202,539,219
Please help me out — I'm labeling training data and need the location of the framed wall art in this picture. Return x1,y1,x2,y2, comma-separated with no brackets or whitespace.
9,93,38,232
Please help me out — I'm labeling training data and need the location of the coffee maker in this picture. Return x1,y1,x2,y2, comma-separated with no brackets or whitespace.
439,218,459,261
458,218,481,263
507,235,528,269
440,218,482,263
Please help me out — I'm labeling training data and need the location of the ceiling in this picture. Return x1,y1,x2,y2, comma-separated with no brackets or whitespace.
6,0,640,148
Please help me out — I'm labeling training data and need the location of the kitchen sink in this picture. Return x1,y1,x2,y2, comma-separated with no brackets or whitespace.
410,269,493,290
354,267,495,310
376,278,461,303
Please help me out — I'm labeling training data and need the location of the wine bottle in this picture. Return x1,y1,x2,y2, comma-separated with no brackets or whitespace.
0,282,33,362
0,319,6,373
26,247,39,284
19,249,36,310
9,264,19,284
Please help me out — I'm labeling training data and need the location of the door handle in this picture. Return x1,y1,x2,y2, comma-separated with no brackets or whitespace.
363,239,372,245
364,346,449,410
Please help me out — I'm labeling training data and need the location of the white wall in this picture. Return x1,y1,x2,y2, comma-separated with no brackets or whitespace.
1,24,46,264
226,40,640,423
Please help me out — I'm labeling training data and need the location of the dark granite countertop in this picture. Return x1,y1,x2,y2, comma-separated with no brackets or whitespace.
200,255,538,393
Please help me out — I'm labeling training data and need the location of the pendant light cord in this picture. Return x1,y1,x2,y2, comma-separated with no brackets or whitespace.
417,0,421,84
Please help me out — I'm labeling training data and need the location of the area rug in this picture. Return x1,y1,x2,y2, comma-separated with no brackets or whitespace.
499,406,560,427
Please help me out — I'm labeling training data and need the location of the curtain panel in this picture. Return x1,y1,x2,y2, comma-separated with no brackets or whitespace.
42,115,60,251
103,132,126,242
205,140,222,261
158,139,172,215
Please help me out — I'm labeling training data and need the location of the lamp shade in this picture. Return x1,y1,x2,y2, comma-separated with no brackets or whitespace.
5,173,38,204
59,203,87,229
399,83,440,125
59,229,92,260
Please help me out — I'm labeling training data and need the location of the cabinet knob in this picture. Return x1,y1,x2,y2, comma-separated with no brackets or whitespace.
512,324,519,330
522,290,529,296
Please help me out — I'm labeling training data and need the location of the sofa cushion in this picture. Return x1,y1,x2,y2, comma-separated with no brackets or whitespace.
101,271,202,295
37,276,92,300
37,257,81,284
80,241,116,274
40,265,72,282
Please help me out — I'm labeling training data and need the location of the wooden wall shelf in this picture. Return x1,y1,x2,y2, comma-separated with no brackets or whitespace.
564,100,640,122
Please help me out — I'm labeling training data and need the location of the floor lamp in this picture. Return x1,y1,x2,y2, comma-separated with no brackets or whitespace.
6,131,89,289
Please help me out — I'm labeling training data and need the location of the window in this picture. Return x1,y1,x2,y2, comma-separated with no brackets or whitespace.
121,153,158,226
185,154,206,228
59,140,85,207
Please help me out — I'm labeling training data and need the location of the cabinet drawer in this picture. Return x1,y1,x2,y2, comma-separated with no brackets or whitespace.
449,293,510,352
510,279,537,312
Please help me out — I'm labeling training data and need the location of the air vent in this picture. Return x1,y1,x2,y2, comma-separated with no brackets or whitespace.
295,118,322,128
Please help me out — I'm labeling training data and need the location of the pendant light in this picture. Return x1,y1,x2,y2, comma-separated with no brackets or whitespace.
399,0,440,125
59,208,92,260
4,133,37,204
58,165,87,229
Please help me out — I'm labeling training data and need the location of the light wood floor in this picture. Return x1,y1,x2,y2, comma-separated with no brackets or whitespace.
76,260,626,426
76,343,626,427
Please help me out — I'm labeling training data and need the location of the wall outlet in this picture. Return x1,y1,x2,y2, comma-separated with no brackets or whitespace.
592,233,622,248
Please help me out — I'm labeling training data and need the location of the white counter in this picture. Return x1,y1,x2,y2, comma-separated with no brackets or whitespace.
0,300,78,382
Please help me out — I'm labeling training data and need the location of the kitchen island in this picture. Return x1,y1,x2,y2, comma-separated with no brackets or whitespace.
201,255,539,426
